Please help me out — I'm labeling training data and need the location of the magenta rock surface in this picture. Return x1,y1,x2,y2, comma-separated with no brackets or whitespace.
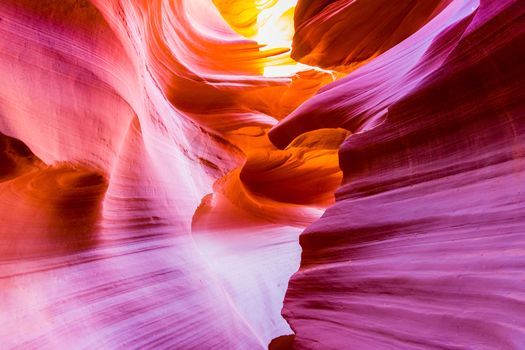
276,0,525,349
1,0,525,349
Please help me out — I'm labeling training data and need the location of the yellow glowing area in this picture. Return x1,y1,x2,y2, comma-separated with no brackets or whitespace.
253,0,296,50
253,0,305,77
213,0,311,77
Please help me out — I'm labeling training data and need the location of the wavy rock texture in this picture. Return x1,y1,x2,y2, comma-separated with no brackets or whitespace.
292,0,453,70
1,0,524,349
275,0,525,349
0,0,334,348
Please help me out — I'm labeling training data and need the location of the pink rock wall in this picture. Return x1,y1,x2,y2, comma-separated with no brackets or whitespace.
277,0,525,348
1,0,524,349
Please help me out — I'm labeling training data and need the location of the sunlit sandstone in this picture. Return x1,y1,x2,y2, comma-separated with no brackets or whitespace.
1,0,524,349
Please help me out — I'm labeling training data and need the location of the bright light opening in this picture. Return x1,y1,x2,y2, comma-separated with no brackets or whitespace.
253,0,305,77
214,0,331,77
253,0,296,50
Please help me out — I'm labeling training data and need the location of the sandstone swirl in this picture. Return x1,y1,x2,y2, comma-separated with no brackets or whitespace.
1,0,524,349
273,0,525,349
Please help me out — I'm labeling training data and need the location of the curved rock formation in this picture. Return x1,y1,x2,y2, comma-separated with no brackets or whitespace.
292,0,453,70
0,0,336,348
277,0,525,348
1,0,524,349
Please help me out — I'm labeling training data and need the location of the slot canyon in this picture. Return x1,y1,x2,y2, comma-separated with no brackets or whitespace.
1,0,525,349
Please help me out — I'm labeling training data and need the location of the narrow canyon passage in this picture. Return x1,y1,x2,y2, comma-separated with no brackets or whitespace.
1,0,525,349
